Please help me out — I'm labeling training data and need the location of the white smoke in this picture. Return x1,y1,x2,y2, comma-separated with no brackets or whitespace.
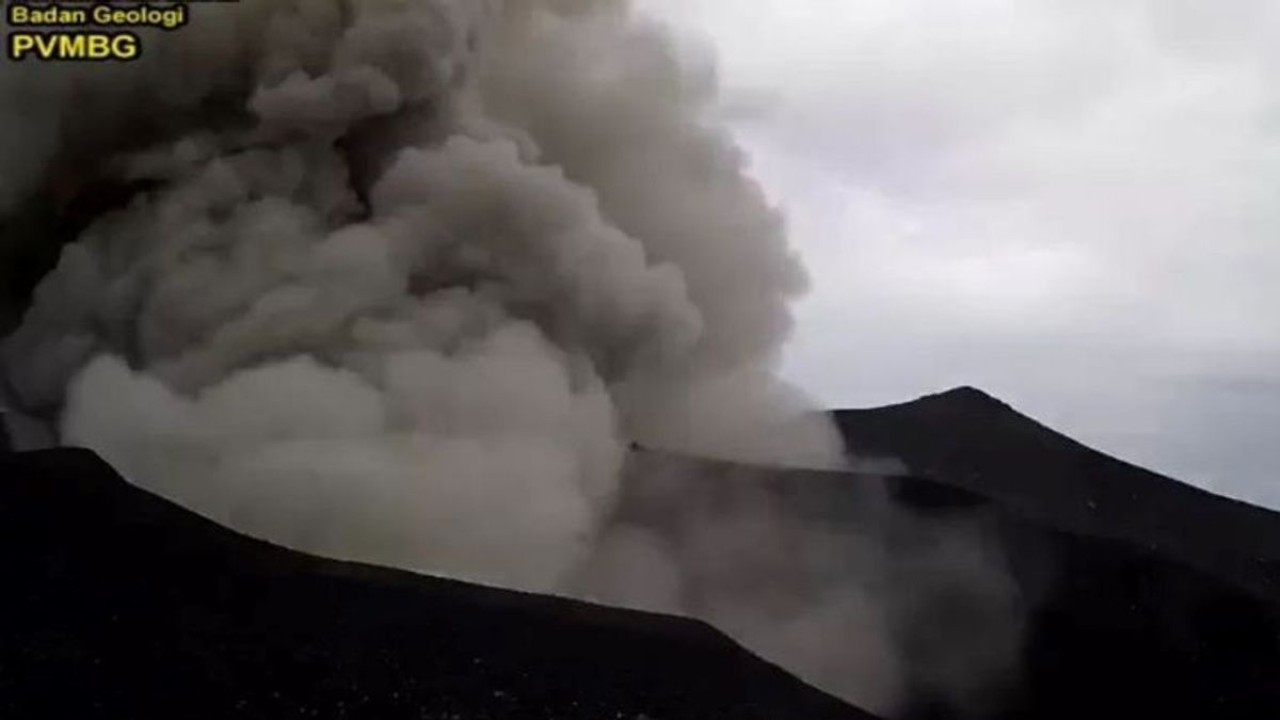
0,0,1020,715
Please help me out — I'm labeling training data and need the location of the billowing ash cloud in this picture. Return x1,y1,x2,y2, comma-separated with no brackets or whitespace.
0,0,1021,714
0,0,833,594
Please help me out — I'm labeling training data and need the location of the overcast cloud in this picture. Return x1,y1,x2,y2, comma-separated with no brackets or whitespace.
640,0,1280,507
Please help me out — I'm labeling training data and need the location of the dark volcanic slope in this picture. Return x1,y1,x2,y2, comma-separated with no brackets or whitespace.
835,386,1280,599
827,388,1280,719
0,449,874,720
611,450,1280,720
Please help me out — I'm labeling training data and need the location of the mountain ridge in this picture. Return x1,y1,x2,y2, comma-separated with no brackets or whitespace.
833,385,1280,600
5,390,1280,718
0,447,875,720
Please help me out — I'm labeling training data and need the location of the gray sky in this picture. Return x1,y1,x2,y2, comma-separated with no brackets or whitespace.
641,0,1280,508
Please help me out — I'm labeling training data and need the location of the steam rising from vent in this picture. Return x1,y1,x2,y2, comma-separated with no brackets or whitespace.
0,1,1022,714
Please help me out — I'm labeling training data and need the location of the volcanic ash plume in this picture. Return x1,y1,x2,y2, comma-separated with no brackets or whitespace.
0,0,838,591
0,2,1034,715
